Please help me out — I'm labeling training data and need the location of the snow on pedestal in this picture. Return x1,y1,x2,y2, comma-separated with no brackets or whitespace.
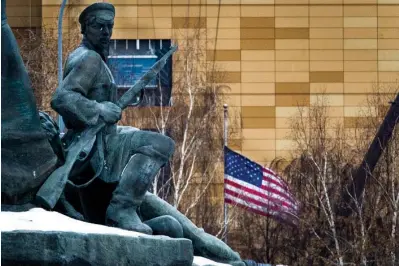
192,256,232,266
1,208,230,266
1,208,146,237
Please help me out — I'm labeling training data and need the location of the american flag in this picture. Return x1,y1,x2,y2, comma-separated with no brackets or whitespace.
224,146,299,225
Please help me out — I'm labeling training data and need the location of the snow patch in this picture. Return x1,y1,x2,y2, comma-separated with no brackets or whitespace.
2,208,158,239
1,208,232,266
192,256,231,266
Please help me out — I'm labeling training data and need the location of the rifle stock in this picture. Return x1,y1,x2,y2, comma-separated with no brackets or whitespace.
36,46,177,209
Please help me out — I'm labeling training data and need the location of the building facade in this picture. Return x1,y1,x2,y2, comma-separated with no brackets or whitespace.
8,0,399,167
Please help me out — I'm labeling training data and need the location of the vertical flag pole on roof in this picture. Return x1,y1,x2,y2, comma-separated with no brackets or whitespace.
223,103,229,244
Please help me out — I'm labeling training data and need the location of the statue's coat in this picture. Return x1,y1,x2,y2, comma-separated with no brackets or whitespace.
52,43,137,186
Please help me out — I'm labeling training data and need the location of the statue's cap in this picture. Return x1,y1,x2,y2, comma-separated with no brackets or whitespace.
79,3,115,25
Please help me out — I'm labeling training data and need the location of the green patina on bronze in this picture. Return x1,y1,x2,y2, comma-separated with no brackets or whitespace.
1,1,245,265
1,0,58,204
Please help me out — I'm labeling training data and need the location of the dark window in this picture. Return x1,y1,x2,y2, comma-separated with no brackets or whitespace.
107,39,173,107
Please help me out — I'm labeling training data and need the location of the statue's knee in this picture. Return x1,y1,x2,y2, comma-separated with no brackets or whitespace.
161,215,182,237
144,215,183,238
154,134,175,159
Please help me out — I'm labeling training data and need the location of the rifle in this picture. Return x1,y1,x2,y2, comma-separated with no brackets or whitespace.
36,45,178,210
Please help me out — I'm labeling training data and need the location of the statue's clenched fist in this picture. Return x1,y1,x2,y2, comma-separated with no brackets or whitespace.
98,101,122,124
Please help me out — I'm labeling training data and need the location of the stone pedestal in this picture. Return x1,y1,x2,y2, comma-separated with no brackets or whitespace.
1,208,229,266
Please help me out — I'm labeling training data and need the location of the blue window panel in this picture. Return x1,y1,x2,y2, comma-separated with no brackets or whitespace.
107,39,173,106
107,55,158,88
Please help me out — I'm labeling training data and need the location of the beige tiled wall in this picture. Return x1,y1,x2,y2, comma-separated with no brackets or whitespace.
38,0,399,167
6,0,42,28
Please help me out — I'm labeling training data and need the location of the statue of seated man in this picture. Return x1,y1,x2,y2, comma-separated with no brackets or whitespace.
51,2,174,235
49,3,244,265
2,0,244,264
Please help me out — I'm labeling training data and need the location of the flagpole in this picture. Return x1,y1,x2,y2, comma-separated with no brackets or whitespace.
223,103,229,244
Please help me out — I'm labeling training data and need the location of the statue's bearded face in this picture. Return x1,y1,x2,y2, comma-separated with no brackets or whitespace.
84,15,114,58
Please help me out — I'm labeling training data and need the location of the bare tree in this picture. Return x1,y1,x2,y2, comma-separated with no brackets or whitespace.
229,91,399,265
17,10,81,117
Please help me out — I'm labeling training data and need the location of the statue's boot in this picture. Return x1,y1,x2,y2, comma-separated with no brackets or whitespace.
105,146,169,234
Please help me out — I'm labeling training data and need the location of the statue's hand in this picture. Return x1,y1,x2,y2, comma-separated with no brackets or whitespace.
98,101,122,124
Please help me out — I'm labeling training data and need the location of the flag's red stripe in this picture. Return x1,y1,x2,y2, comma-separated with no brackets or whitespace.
262,170,296,198
263,167,277,176
259,182,297,205
225,189,287,213
263,168,287,186
225,177,297,207
224,198,294,225
262,176,296,201
263,171,288,188
262,171,295,198
262,168,295,197
224,179,297,212
225,178,296,208
263,168,286,187
262,173,290,192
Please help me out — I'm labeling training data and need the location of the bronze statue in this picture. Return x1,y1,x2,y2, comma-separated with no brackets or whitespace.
2,2,245,265
38,3,175,235
1,0,59,205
